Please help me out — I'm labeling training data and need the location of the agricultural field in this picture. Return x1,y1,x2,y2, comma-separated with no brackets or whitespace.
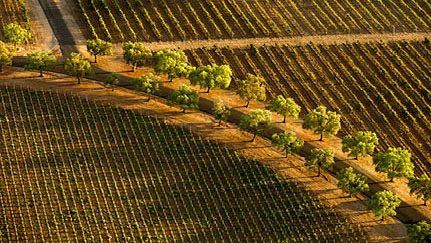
0,86,367,242
0,0,30,39
73,0,431,42
184,40,431,177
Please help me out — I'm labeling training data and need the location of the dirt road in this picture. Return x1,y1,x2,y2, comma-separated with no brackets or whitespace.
111,31,431,52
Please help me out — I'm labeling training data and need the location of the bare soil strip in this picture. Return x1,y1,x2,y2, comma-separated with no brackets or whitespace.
110,32,431,53
0,68,409,242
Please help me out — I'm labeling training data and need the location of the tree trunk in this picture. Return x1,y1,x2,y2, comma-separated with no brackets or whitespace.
77,77,81,84
355,155,358,160
0,65,2,72
132,65,135,72
283,114,286,123
251,132,257,142
424,200,427,206
182,108,186,113
349,192,352,198
94,55,97,63
147,96,151,102
39,68,43,77
381,215,385,222
317,167,321,177
218,120,222,127
390,177,394,182
319,133,323,141
245,100,250,108
207,86,210,93
169,76,173,82
112,86,114,92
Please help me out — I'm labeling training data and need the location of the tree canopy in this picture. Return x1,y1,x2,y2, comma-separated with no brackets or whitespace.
407,220,431,243
132,73,160,101
189,64,232,93
367,190,401,221
235,73,266,107
302,106,341,141
408,174,431,206
372,147,414,182
239,109,272,142
167,84,199,113
86,38,112,63
64,52,93,84
266,95,301,123
342,131,378,160
123,42,152,72
335,167,369,197
271,131,304,158
212,101,231,126
305,148,335,177
104,73,120,91
24,51,56,77
152,49,190,82
2,23,31,47
0,41,13,72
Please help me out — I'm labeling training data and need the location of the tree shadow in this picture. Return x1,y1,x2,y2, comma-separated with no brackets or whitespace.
235,145,272,150
367,181,389,185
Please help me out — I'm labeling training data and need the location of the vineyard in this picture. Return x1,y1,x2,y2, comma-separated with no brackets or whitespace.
0,86,367,242
73,0,431,42
184,40,431,178
0,0,30,39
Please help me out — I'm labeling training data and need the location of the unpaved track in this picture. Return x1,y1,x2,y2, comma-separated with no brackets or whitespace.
0,68,409,242
111,32,431,52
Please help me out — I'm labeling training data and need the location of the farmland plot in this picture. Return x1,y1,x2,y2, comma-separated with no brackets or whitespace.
184,40,431,177
0,86,367,242
73,0,431,42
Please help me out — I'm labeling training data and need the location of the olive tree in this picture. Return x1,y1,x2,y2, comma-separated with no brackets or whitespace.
212,101,231,126
408,174,431,206
407,220,431,243
104,72,119,91
367,190,401,221
336,167,369,197
167,84,199,113
2,23,31,48
132,73,160,101
0,41,13,72
235,73,266,107
152,49,190,82
189,64,232,93
305,148,334,177
372,147,414,182
86,38,112,63
64,52,93,84
271,131,304,158
266,95,301,123
303,106,341,141
123,42,152,72
342,131,378,160
24,51,56,77
239,109,272,142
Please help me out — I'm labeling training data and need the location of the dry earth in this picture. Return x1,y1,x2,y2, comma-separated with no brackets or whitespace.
110,32,431,54
0,67,409,242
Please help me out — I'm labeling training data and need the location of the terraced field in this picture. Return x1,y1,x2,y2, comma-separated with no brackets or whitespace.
184,40,431,177
0,86,367,242
73,0,431,42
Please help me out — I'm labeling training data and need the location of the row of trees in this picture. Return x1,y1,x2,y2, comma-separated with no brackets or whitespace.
15,38,430,215
2,35,429,240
